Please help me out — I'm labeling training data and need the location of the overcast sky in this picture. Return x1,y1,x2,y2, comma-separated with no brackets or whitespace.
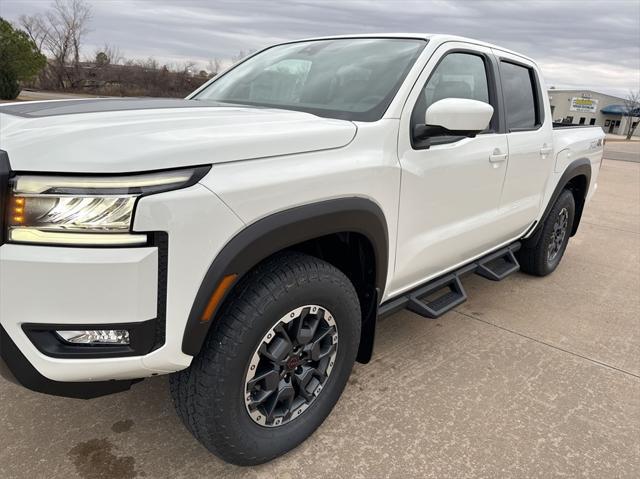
1,0,639,97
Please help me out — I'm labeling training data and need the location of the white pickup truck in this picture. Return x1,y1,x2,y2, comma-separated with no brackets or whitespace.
0,34,604,465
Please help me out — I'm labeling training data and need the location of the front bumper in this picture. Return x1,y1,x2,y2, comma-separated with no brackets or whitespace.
0,243,164,384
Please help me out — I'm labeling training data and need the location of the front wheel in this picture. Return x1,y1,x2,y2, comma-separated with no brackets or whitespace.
170,252,361,465
518,189,576,276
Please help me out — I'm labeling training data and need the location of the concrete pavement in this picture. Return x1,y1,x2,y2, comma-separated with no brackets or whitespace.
604,141,640,163
1,159,638,479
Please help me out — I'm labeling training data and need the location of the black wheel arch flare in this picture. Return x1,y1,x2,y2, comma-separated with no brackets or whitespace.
181,197,389,357
529,157,592,244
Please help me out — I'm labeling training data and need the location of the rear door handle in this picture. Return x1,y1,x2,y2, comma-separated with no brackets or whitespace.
540,145,553,157
489,149,508,163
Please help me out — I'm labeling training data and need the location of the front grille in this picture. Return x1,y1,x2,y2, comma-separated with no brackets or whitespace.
0,150,11,246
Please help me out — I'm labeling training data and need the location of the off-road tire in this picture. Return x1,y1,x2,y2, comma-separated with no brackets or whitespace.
518,189,575,276
170,251,361,465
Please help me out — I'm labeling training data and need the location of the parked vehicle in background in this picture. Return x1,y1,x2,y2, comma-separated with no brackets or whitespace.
0,34,604,465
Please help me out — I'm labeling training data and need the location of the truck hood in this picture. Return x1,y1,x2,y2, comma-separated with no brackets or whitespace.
0,98,357,173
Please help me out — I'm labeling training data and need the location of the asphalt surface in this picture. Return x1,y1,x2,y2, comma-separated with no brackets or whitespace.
1,158,638,479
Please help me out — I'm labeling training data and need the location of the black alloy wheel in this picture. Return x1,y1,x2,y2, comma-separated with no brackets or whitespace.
244,305,338,427
547,207,569,263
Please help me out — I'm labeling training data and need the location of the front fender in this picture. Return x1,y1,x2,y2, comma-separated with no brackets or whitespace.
181,197,388,356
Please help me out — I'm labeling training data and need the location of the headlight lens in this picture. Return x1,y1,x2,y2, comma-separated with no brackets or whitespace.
11,195,137,231
7,166,209,245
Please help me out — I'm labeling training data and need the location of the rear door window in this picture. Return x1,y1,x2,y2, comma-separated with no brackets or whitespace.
500,61,540,131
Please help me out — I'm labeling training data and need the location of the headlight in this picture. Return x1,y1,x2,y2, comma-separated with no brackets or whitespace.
6,166,209,246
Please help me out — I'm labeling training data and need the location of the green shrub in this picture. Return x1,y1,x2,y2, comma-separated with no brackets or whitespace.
0,17,47,99
0,69,20,100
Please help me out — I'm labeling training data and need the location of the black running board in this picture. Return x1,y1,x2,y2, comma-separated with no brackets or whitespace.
407,274,467,319
378,242,521,320
475,247,520,281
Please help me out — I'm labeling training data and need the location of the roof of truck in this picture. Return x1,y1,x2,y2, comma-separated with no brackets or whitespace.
295,33,535,64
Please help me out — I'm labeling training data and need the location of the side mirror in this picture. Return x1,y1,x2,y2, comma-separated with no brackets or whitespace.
414,98,494,142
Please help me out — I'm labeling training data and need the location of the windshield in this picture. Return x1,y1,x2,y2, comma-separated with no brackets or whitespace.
194,38,427,121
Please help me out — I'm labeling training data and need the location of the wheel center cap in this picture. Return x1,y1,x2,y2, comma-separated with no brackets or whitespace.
285,356,302,370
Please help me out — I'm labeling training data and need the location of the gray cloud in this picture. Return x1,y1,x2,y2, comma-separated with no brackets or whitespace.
2,0,639,97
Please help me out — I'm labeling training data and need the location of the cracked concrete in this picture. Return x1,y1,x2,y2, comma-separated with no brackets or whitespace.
1,158,638,478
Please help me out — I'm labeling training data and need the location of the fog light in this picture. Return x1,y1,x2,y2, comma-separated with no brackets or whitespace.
56,330,130,345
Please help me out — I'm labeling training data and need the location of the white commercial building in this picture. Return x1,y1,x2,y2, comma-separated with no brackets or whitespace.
548,89,639,136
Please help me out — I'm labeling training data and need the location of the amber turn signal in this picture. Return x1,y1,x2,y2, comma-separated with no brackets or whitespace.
201,274,238,322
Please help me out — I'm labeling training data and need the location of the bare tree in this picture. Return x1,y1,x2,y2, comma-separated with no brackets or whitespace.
207,58,222,77
19,14,50,51
42,8,71,88
53,0,92,86
624,90,640,140
27,0,92,88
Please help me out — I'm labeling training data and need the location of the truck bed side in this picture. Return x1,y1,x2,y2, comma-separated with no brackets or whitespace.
552,125,605,199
